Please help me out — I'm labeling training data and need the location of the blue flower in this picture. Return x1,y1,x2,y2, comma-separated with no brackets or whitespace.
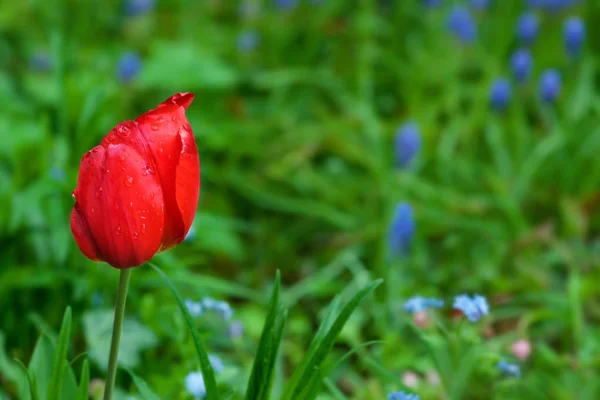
403,296,444,313
489,78,511,111
422,0,442,7
228,320,244,339
564,17,585,57
470,0,490,10
274,0,298,10
185,299,203,317
185,371,206,399
237,31,260,53
388,391,420,400
124,0,155,16
447,6,477,43
394,121,421,167
201,297,234,320
516,12,538,45
453,294,489,322
539,69,561,103
117,52,142,83
497,360,521,377
536,0,582,13
389,203,415,256
510,48,533,83
209,354,225,373
30,51,52,72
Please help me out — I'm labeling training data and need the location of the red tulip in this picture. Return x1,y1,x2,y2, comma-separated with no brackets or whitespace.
70,93,200,268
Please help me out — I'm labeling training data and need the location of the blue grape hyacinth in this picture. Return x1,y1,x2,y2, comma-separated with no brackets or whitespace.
564,17,585,57
124,0,155,16
489,78,511,111
185,372,206,399
516,13,538,45
389,203,415,256
447,5,477,43
511,48,533,82
117,52,142,83
497,360,521,377
471,0,490,10
275,0,298,10
237,31,260,53
403,296,444,313
539,69,561,103
388,391,420,400
422,0,442,6
453,294,489,322
395,121,421,168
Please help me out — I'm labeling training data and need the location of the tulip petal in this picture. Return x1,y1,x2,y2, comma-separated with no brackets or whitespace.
136,93,199,251
70,202,105,263
72,124,166,268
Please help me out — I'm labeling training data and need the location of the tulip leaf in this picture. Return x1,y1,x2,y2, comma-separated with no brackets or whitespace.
15,359,39,400
125,366,161,400
281,279,382,400
47,306,71,400
150,264,220,400
245,271,288,400
76,359,89,400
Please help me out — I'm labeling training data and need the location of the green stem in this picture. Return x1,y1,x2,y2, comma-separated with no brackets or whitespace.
103,268,132,400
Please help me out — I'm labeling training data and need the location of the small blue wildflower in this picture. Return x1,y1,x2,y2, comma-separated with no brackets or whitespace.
389,203,415,256
470,0,490,10
422,0,442,7
185,372,206,399
201,297,234,320
117,52,142,84
564,17,585,58
447,5,477,43
497,360,521,377
539,69,561,103
538,0,582,13
30,52,52,72
453,294,489,322
388,391,420,400
237,31,260,53
124,0,155,16
516,13,538,45
274,0,298,10
209,354,225,373
489,78,511,111
510,48,533,83
185,299,203,317
228,320,244,339
403,296,444,313
394,121,421,167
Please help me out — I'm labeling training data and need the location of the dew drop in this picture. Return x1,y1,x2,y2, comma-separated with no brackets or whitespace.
133,232,139,239
72,190,77,199
118,124,131,136
141,224,146,233
171,115,177,121
120,155,125,161
140,215,147,220
114,204,120,211
125,176,134,187
159,147,164,153
129,202,133,209
115,226,122,235
95,191,100,198
91,208,95,213
151,124,159,131
150,193,155,198
108,134,117,143
157,116,164,123
142,195,146,200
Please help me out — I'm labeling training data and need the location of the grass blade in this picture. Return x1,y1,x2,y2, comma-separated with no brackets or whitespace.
150,264,219,400
47,306,71,400
15,359,39,400
245,271,287,400
125,367,161,400
76,360,89,400
283,279,382,400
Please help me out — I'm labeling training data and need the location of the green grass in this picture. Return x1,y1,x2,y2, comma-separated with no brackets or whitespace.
1,0,600,399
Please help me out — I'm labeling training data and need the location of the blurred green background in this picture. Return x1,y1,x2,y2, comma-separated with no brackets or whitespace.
2,0,600,399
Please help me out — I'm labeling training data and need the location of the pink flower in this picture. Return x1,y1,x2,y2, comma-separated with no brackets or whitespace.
511,339,532,360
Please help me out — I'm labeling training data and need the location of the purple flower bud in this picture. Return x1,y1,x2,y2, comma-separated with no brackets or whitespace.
516,13,538,45
564,17,585,58
489,78,511,111
394,122,421,167
511,48,533,82
117,52,142,84
539,69,561,103
389,203,415,256
447,6,477,43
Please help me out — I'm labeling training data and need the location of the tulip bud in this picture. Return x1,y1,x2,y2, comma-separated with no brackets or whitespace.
70,93,200,268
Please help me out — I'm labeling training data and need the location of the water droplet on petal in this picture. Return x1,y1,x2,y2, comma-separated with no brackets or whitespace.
125,176,134,187
141,224,146,233
72,190,77,199
151,124,159,131
115,226,121,235
118,124,131,136
129,202,133,209
114,204,120,211
120,155,125,161
108,134,117,143
133,232,139,239
91,208,95,213
157,116,164,123
171,115,177,121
